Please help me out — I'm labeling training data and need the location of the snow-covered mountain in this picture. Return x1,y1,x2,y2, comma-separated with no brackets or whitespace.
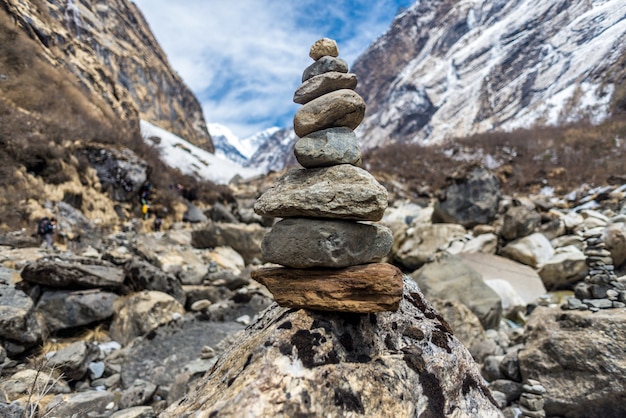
141,120,263,185
352,0,626,148
210,123,281,167
217,0,626,171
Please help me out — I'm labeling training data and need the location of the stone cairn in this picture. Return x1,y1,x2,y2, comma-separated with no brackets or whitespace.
251,38,403,313
518,379,546,418
564,228,626,311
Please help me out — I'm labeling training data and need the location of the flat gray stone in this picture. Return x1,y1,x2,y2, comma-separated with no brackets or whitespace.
294,127,361,168
293,89,366,138
254,165,388,221
261,218,393,268
302,56,348,82
36,289,119,332
294,72,358,104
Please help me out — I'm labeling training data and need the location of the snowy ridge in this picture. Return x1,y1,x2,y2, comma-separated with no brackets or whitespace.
140,120,263,185
354,0,626,148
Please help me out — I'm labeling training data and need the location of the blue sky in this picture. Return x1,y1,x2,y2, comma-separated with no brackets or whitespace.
132,0,413,139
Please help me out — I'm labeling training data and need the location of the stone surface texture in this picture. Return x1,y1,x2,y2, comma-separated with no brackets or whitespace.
252,263,403,312
294,126,362,168
293,89,366,137
260,218,393,268
254,165,388,221
294,72,358,105
161,278,502,417
519,306,626,417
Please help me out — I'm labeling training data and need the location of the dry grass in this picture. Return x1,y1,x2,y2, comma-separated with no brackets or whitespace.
365,114,626,198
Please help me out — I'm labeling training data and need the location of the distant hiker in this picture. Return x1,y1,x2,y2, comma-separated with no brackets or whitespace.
153,217,162,232
141,200,150,219
37,217,57,249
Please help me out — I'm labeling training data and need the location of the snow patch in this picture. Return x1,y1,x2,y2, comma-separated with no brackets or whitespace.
140,120,263,185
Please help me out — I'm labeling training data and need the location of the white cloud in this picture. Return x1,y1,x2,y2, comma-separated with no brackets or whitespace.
132,0,409,138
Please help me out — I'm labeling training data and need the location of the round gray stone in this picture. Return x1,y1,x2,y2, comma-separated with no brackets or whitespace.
294,127,361,168
261,218,393,268
302,56,348,82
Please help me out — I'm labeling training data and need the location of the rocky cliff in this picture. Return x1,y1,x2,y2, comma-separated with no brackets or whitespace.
1,0,213,152
350,0,626,148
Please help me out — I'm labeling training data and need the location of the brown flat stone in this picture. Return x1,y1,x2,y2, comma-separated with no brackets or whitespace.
251,263,403,313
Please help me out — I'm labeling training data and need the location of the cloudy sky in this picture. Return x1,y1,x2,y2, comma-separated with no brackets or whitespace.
132,0,413,139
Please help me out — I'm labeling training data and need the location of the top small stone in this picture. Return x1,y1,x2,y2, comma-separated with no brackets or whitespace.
309,38,339,60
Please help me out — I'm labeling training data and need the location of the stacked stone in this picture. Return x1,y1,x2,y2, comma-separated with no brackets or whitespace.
518,379,546,418
251,38,403,313
564,229,626,310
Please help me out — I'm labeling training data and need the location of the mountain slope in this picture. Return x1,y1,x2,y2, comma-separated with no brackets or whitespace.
1,0,213,152
352,0,626,148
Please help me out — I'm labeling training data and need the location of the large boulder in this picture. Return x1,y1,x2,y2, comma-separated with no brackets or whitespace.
394,223,467,270
410,253,502,330
191,221,267,265
519,306,626,417
161,278,502,417
500,233,555,268
81,147,149,202
432,165,501,228
0,283,45,355
458,253,546,311
499,204,541,241
20,256,125,289
537,245,588,290
109,291,185,346
36,289,119,332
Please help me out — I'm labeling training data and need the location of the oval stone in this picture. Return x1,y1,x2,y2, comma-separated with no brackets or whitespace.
302,56,348,82
261,218,393,268
254,164,388,221
293,89,366,138
309,38,339,60
293,72,358,104
294,127,361,168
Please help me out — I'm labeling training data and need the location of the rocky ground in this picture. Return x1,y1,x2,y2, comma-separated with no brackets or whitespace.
1,164,626,417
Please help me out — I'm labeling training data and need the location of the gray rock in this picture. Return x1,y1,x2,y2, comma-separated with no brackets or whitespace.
500,204,541,241
302,55,348,82
537,245,587,290
489,379,524,403
109,291,185,346
433,165,501,228
191,221,267,265
160,278,503,417
182,203,208,223
36,289,119,332
294,127,361,168
45,390,115,417
293,89,366,137
0,402,23,418
261,218,393,268
120,316,243,390
499,347,522,382
519,306,626,417
82,146,149,202
110,406,156,418
411,253,503,330
47,341,99,381
501,233,555,269
21,256,125,289
294,72,358,104
207,202,239,223
124,258,185,305
394,223,467,270
254,165,388,221
119,379,157,409
0,283,45,349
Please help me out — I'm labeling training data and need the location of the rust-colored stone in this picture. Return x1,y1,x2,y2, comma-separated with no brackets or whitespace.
251,263,403,313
